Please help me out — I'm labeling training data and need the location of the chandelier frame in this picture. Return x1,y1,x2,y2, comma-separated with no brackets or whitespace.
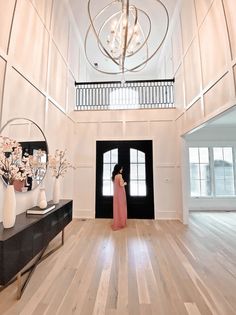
85,0,169,75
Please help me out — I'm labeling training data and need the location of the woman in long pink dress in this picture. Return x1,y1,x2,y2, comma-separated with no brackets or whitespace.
111,164,127,230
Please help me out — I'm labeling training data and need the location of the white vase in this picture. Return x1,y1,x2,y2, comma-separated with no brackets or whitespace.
38,187,47,209
2,185,16,229
53,177,60,204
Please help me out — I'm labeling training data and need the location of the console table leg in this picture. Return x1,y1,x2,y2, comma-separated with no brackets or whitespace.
16,273,22,299
1,229,66,299
16,247,47,300
62,229,64,245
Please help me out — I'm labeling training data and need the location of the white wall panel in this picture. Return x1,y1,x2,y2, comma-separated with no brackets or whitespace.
172,17,182,74
184,38,201,105
155,61,166,80
155,167,181,219
76,123,97,165
73,117,179,219
180,0,197,54
223,0,236,60
125,121,149,138
2,68,45,126
49,42,67,109
204,73,230,116
30,0,53,30
72,108,177,123
9,0,49,90
99,122,123,138
199,0,228,87
165,47,174,78
184,99,202,131
46,101,70,151
74,167,95,216
150,121,176,165
51,0,69,61
67,72,76,113
0,57,6,112
176,114,185,138
194,0,214,26
0,0,83,222
174,65,185,112
0,0,15,53
68,25,79,80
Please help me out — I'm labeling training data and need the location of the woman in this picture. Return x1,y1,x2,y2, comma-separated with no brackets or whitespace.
111,164,127,230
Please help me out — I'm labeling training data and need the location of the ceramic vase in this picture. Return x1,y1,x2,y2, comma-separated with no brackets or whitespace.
53,177,60,204
38,187,47,209
2,185,16,229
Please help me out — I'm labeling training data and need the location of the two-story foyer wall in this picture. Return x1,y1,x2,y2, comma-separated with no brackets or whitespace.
0,0,82,221
71,108,183,220
157,0,236,134
71,0,236,221
153,0,236,221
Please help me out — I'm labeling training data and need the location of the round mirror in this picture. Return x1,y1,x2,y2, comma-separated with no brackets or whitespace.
0,118,48,192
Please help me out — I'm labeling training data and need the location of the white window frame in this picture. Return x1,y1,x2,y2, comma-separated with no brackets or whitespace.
188,142,236,198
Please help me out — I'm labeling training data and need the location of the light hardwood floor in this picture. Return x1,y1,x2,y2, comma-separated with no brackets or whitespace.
0,212,236,315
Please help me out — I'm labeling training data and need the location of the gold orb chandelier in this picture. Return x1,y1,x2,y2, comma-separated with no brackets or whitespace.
85,0,169,75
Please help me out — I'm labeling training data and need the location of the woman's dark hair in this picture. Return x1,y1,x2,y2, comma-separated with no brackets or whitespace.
112,164,122,181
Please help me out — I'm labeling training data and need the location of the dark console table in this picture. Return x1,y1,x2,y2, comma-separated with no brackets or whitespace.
0,199,73,298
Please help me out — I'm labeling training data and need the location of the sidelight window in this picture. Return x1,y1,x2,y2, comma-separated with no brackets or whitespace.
189,147,211,196
213,147,235,196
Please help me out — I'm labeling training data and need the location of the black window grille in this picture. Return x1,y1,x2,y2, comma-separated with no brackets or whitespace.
75,79,175,111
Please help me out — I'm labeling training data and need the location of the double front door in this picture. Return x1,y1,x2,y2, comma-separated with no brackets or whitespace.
96,140,154,219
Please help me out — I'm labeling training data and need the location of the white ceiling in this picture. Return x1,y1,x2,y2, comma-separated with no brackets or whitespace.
185,106,236,140
207,107,236,126
69,0,177,81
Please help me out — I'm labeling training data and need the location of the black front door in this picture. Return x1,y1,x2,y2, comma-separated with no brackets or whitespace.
96,140,154,219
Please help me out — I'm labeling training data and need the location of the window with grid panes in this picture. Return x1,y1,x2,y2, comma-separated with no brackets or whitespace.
130,148,146,196
102,149,118,196
189,147,211,196
189,146,236,197
213,147,235,196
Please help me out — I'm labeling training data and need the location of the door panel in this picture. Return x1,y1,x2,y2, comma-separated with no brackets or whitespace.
96,140,154,219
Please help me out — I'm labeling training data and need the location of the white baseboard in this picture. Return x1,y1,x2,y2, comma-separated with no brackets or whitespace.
190,207,236,211
155,211,181,220
73,209,95,219
73,209,182,221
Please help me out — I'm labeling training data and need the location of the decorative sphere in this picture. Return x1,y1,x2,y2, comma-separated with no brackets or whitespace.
39,199,47,209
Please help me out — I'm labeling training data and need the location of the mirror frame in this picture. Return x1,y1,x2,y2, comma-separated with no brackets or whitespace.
0,118,49,192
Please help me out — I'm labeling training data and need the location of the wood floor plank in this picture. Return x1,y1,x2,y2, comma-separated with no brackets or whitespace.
1,213,236,315
184,302,202,315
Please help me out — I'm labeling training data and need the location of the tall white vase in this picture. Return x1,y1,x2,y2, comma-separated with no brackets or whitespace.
53,177,60,204
3,185,16,229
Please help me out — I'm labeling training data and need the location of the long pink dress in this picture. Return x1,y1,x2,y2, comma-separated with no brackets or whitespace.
112,174,127,230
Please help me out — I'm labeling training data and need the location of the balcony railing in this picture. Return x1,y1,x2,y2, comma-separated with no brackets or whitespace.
75,79,174,111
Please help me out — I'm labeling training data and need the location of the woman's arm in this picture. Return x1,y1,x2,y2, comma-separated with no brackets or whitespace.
118,174,127,187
